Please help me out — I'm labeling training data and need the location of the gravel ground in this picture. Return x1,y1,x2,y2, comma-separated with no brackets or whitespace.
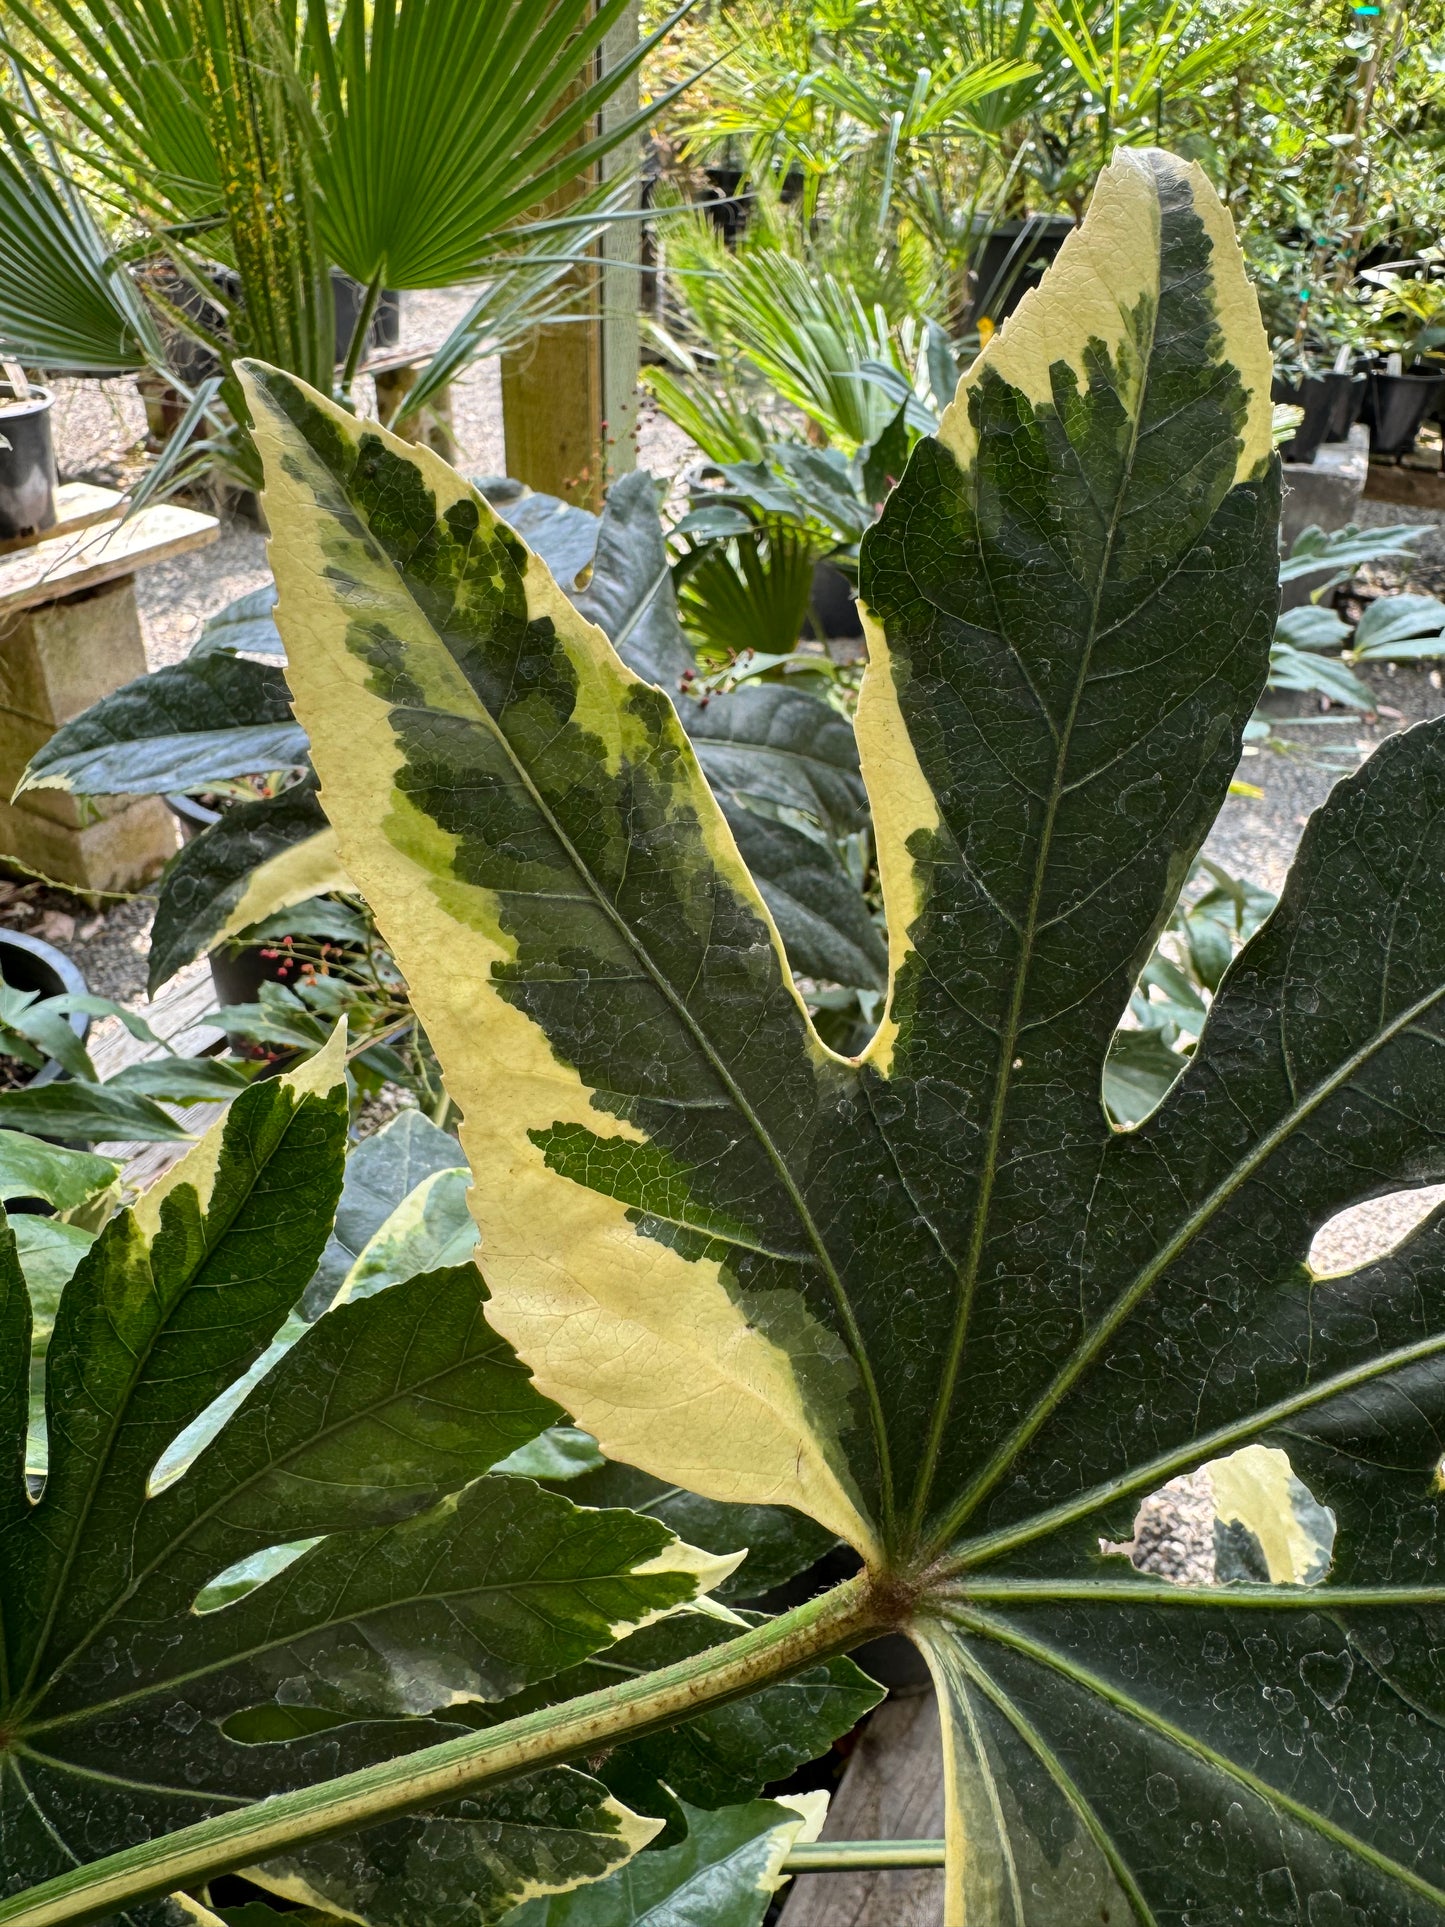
1130,1472,1218,1585
17,346,1445,1585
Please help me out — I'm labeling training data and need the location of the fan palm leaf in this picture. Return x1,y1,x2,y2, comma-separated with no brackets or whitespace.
0,93,163,370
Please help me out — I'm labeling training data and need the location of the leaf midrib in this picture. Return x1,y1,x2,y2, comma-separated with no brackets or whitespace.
908,276,1160,1542
936,974,1445,1549
959,1578,1445,1607
947,1311,1445,1570
947,1311,1445,1571
13,1745,246,1809
329,435,898,1535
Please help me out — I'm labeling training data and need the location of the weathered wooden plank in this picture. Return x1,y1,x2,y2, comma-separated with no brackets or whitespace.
89,961,226,1185
0,499,217,618
88,965,223,1081
0,481,120,556
777,1687,945,1927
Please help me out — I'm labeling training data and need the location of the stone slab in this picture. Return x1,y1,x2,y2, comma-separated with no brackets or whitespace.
0,480,119,557
0,572,181,891
0,788,176,893
1281,425,1369,552
1363,461,1445,510
0,576,148,728
1280,428,1372,611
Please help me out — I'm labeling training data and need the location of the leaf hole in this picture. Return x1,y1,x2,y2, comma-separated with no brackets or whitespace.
193,1538,320,1614
1308,1185,1445,1277
1206,1445,1335,1586
220,1702,349,1744
1113,1449,1335,1587
1112,1469,1215,1584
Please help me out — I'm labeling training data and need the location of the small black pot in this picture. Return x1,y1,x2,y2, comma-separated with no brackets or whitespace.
1327,372,1368,441
164,792,222,845
0,384,58,544
160,796,299,1013
699,166,803,247
1364,370,1443,458
332,273,401,366
208,941,301,1009
0,928,89,1091
1271,372,1364,464
969,215,1075,324
702,166,750,246
809,560,862,641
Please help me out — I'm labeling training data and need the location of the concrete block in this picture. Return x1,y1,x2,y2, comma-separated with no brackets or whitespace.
1281,426,1370,546
0,577,147,726
1280,427,1371,609
0,790,176,893
0,576,174,890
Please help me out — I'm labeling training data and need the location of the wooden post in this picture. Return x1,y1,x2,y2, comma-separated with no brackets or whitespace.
500,3,640,508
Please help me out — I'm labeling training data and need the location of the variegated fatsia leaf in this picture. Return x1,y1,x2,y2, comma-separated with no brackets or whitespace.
0,1029,746,1927
246,149,1445,1923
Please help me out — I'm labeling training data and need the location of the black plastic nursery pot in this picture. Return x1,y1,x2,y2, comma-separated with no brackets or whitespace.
160,795,319,1012
700,165,804,246
810,560,863,642
332,273,401,364
1327,371,1367,440
968,215,1075,325
208,938,306,1009
0,381,58,544
1364,370,1443,458
0,928,89,1092
1271,371,1364,464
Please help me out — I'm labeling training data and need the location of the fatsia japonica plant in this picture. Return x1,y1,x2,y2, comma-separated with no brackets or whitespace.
10,144,1445,1926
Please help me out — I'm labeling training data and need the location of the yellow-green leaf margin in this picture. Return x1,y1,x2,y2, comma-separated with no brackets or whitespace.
240,360,876,1560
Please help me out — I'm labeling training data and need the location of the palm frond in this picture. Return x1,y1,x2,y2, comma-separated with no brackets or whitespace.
0,93,163,370
307,0,695,289
662,211,912,451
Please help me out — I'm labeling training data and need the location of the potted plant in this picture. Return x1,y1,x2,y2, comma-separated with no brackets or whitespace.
0,923,262,1144
0,928,88,1094
1271,349,1369,462
0,363,56,543
1264,284,1370,464
0,0,685,492
1359,258,1445,457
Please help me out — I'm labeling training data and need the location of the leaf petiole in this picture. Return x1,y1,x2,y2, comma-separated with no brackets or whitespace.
0,1574,883,1927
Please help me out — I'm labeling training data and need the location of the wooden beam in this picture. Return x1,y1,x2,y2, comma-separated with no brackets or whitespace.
500,3,640,508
